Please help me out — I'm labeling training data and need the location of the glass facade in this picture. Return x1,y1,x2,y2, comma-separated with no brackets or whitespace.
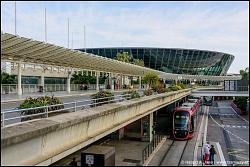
78,47,234,76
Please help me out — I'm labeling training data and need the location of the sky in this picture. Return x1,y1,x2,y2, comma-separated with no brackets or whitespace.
1,1,249,74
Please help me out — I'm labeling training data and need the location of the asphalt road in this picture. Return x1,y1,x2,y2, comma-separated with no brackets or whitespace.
208,100,249,166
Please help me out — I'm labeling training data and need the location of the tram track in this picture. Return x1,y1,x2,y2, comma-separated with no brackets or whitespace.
159,139,189,166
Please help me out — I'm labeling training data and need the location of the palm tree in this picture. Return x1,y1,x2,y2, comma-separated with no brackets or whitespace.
133,58,145,67
239,67,249,80
143,72,159,89
115,52,132,63
1,72,17,84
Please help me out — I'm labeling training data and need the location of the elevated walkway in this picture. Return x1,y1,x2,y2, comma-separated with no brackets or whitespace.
1,89,191,166
191,90,249,97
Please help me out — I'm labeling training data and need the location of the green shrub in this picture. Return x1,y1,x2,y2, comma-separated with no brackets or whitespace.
19,96,64,122
91,90,114,106
144,89,153,96
122,90,140,100
234,97,247,111
165,88,173,92
168,84,183,91
177,83,186,89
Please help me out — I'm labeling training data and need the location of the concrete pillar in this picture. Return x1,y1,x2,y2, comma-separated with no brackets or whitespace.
41,67,45,88
121,75,124,89
17,61,22,96
118,127,124,140
96,71,99,91
149,113,154,142
139,76,142,89
41,73,45,93
111,73,114,91
108,73,111,88
123,76,125,85
67,75,71,93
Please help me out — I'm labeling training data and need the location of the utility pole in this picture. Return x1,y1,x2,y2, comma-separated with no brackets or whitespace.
45,8,47,42
84,25,86,52
67,18,69,48
72,32,73,49
14,1,17,35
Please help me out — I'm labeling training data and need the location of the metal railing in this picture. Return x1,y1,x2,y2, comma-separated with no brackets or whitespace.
1,84,39,94
142,134,164,165
1,84,131,94
1,93,133,127
1,84,104,94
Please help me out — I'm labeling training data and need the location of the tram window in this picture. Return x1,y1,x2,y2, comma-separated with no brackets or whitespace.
174,112,189,128
191,116,194,132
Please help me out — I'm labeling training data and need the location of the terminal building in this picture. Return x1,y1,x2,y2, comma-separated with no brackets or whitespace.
78,47,234,76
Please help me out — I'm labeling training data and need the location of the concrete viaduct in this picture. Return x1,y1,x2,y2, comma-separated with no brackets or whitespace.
1,89,191,166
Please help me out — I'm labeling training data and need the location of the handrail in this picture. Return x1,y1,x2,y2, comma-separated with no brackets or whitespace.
1,93,133,127
142,134,164,165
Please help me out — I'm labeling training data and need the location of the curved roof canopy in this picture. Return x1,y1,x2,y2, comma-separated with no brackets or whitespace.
1,32,241,81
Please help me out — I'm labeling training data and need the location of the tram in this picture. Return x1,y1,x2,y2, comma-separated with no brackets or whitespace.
172,97,202,140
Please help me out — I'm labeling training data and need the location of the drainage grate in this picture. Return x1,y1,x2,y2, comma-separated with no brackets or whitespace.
123,159,141,164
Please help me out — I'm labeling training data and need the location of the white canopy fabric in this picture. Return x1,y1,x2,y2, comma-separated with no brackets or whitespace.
1,32,241,81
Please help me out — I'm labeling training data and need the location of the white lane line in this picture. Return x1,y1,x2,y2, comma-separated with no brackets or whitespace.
230,106,249,124
209,113,249,145
216,142,227,166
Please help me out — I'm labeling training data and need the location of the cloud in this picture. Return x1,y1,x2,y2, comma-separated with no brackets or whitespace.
1,1,249,73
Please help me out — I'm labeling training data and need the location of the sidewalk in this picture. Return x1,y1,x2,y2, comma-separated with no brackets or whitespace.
204,141,227,166
1,89,138,103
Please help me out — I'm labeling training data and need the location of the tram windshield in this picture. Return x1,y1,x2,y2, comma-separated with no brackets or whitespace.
174,111,189,129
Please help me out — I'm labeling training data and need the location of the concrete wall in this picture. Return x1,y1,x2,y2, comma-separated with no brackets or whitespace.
1,89,191,166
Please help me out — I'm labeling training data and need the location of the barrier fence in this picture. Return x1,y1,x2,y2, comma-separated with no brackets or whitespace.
1,84,140,94
1,93,132,127
142,134,165,165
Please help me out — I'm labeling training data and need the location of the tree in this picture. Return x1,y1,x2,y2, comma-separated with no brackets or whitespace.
133,58,145,67
115,52,145,67
1,72,17,84
71,71,107,84
115,52,132,63
240,67,249,80
143,72,159,89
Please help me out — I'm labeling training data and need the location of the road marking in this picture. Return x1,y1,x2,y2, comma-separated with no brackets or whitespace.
223,125,249,129
230,106,249,124
209,113,249,145
216,142,227,166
